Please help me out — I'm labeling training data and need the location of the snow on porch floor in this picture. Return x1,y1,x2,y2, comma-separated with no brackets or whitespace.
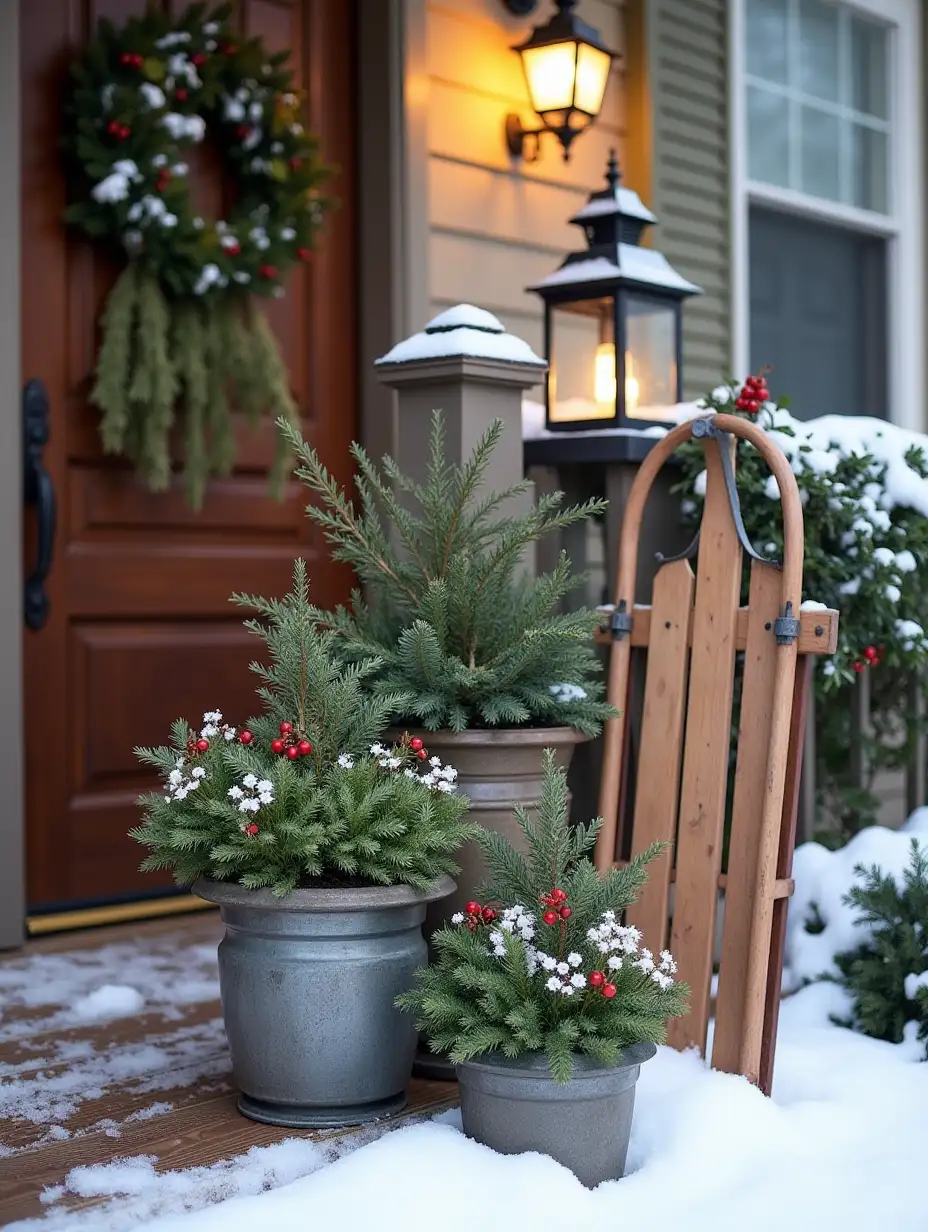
0,913,457,1226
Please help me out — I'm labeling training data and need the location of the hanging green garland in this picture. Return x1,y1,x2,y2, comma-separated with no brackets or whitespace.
63,2,330,509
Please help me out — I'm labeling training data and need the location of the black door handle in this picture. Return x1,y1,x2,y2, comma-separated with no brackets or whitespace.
23,379,57,631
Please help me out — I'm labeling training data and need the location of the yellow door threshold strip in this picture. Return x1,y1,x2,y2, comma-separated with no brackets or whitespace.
27,895,216,936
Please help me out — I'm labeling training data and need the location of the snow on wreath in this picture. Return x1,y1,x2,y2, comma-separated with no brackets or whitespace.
63,2,331,509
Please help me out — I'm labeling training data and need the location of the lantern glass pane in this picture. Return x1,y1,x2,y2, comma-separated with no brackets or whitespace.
521,42,578,114
549,298,616,424
573,43,611,116
624,295,677,419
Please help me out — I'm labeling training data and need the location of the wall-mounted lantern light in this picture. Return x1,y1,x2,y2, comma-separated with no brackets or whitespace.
502,0,618,163
527,152,702,432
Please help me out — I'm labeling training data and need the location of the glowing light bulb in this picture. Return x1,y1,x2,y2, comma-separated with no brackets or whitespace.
594,342,615,406
625,352,640,413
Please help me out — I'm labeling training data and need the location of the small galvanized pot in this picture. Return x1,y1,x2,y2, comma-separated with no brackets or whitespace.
195,875,455,1130
456,1043,656,1188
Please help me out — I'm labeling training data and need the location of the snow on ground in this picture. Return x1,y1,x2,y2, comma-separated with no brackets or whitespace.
0,933,224,1149
14,990,925,1232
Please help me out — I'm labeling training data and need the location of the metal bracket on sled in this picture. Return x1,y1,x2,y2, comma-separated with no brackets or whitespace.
774,601,800,646
610,600,633,641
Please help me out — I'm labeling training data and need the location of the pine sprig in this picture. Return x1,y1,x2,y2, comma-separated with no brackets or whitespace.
130,559,476,894
398,752,688,1082
278,411,615,733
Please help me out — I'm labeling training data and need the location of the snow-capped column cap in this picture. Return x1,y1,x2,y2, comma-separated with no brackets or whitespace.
375,304,547,388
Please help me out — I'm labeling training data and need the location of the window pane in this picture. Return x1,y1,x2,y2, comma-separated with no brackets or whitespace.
746,0,789,84
850,16,888,119
798,0,840,103
800,107,840,202
851,125,888,213
749,206,887,420
748,87,790,187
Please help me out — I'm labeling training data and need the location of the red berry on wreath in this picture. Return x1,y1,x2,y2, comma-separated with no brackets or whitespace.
297,739,312,756
465,901,481,916
245,822,260,836
119,52,136,66
175,87,188,102
270,738,285,754
589,971,605,988
482,907,497,922
118,125,130,140
552,888,567,904
222,43,238,55
853,661,865,674
258,264,278,279
195,738,209,752
542,909,558,926
289,157,302,171
224,240,241,256
409,737,423,752
297,247,312,262
192,51,207,67
279,721,293,734
559,905,571,919
235,124,251,140
864,644,878,662
602,983,617,999
286,745,300,760
238,730,254,745
107,119,122,135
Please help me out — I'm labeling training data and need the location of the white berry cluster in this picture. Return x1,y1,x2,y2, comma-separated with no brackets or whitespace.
199,710,237,742
586,912,678,990
166,761,206,801
369,744,459,794
227,773,274,815
542,952,587,996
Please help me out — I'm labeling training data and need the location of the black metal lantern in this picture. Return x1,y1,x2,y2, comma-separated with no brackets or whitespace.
505,0,618,163
527,152,701,432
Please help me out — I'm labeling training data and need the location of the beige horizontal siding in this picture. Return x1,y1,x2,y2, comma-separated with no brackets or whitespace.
648,0,731,396
425,0,628,395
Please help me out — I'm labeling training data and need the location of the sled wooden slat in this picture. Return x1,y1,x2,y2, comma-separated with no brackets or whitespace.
594,412,838,1094
624,559,695,952
593,606,838,656
665,439,742,1055
711,561,782,1076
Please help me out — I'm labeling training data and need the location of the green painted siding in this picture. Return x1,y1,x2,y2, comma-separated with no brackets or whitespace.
648,0,731,398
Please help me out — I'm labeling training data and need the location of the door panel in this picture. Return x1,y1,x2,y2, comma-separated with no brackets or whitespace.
21,0,357,911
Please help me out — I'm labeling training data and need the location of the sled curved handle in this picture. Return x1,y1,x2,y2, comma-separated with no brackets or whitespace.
23,379,57,632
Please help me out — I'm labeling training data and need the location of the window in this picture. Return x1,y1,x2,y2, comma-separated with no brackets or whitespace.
733,0,923,425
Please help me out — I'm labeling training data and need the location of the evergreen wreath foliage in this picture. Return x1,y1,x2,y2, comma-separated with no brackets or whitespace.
130,559,475,895
279,412,615,734
675,378,928,842
397,751,688,1083
825,839,928,1058
64,3,330,508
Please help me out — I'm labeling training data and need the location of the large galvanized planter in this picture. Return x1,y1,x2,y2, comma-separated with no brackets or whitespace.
195,875,455,1129
394,726,588,1079
457,1044,656,1188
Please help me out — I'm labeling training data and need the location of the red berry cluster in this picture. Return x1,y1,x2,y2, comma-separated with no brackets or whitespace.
539,888,571,926
107,119,131,141
735,370,770,415
243,822,260,837
238,729,254,745
191,51,207,68
258,264,279,280
186,731,211,757
155,167,172,194
587,970,617,999
462,900,497,930
270,721,313,760
119,52,143,68
408,735,429,761
853,644,882,673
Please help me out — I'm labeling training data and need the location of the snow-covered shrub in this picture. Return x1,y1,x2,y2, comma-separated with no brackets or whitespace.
675,380,928,839
827,839,928,1057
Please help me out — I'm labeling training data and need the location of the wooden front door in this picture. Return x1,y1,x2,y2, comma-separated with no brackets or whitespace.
21,0,357,914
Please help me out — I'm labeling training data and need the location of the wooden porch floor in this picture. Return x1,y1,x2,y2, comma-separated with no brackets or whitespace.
0,912,458,1225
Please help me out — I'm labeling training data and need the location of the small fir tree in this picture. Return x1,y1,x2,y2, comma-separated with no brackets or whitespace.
827,839,928,1057
397,751,688,1082
277,412,614,734
130,559,475,895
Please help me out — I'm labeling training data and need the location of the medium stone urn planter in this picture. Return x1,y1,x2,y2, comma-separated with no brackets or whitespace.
195,875,455,1129
394,726,588,1079
457,1044,656,1188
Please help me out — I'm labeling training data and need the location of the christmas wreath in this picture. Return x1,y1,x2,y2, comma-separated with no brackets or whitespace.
63,3,330,508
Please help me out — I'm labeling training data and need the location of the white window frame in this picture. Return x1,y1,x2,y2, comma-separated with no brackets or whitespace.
729,0,924,429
